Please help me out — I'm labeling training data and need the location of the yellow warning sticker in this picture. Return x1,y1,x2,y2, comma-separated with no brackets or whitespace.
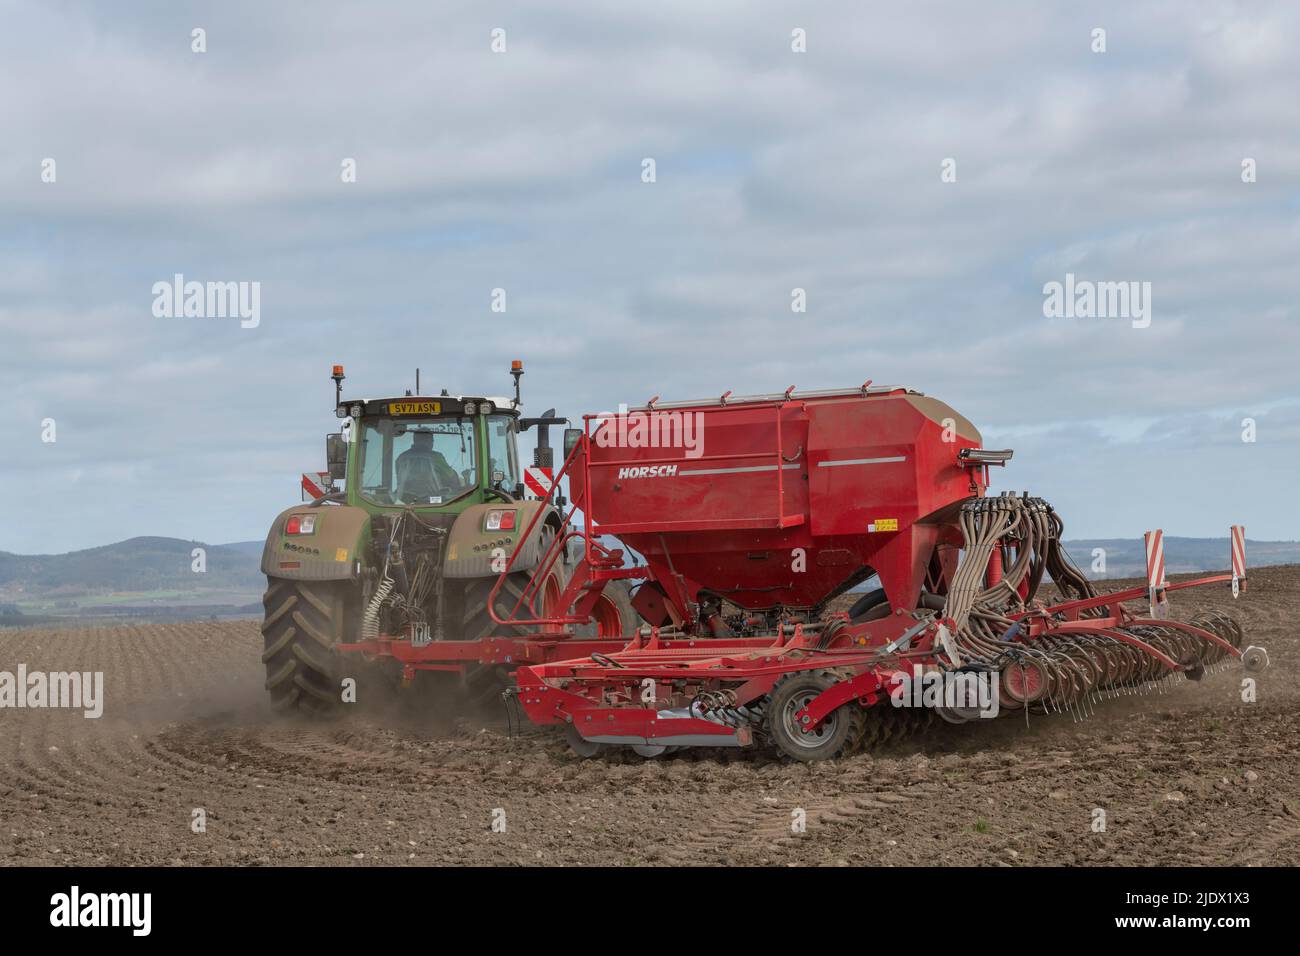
335,548,349,562
868,518,899,532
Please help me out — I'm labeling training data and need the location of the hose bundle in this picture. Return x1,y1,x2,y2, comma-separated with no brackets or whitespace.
932,493,1233,719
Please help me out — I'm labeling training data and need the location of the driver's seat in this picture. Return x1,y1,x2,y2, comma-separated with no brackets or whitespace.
395,452,442,502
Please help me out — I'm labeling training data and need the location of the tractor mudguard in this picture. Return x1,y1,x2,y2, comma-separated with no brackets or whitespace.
260,504,369,581
443,500,558,579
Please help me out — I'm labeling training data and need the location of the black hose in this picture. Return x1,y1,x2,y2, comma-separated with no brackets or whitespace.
847,588,888,620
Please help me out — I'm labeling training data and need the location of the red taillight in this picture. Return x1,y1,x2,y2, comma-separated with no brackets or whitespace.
285,515,316,535
500,511,516,530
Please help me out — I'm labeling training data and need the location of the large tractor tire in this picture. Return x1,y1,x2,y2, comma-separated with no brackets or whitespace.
454,532,640,705
459,569,563,642
261,578,351,716
455,528,570,706
461,573,639,643
574,581,639,639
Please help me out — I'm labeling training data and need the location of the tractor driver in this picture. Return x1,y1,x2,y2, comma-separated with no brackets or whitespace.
395,430,460,502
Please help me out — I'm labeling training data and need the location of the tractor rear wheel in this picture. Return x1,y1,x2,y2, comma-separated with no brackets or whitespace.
574,581,639,639
261,578,351,716
458,575,543,707
764,669,865,762
456,529,569,706
458,541,570,639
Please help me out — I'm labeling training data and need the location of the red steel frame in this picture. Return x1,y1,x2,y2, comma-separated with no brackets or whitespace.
513,569,1248,747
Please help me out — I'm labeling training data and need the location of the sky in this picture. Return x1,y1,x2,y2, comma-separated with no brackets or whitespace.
2,0,1298,555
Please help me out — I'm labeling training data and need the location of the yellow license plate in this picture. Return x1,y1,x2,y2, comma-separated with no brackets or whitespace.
387,401,440,416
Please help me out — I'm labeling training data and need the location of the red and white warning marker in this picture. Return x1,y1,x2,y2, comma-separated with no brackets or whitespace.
301,472,332,501
523,466,555,500
1230,524,1247,598
1144,529,1168,619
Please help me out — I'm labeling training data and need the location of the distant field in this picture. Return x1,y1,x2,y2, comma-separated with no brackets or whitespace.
19,589,197,610
13,588,261,611
2,590,262,628
1062,537,1300,579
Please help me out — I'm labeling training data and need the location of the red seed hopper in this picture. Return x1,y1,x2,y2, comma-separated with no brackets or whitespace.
497,384,1264,760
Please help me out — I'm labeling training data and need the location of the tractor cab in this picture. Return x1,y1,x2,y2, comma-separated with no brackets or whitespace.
321,362,565,514
330,394,521,512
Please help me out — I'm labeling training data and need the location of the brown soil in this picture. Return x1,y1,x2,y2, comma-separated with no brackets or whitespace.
1,566,1295,867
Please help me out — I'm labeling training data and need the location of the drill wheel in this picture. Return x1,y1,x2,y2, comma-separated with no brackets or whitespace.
564,723,606,759
764,669,866,763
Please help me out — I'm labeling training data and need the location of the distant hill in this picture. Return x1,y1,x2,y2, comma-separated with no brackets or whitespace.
0,536,263,597
1,533,1294,606
216,540,266,556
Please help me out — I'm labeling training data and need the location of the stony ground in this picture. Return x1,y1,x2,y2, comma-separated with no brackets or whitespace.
1,566,1295,866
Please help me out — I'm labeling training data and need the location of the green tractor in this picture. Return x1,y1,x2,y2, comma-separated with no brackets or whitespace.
258,361,635,715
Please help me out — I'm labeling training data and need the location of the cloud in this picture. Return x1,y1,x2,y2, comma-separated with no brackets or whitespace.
2,0,1299,552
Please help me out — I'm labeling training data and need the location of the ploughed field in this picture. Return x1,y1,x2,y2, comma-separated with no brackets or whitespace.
1,566,1296,867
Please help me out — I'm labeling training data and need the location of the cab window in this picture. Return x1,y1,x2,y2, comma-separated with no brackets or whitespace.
358,418,477,505
485,415,519,491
